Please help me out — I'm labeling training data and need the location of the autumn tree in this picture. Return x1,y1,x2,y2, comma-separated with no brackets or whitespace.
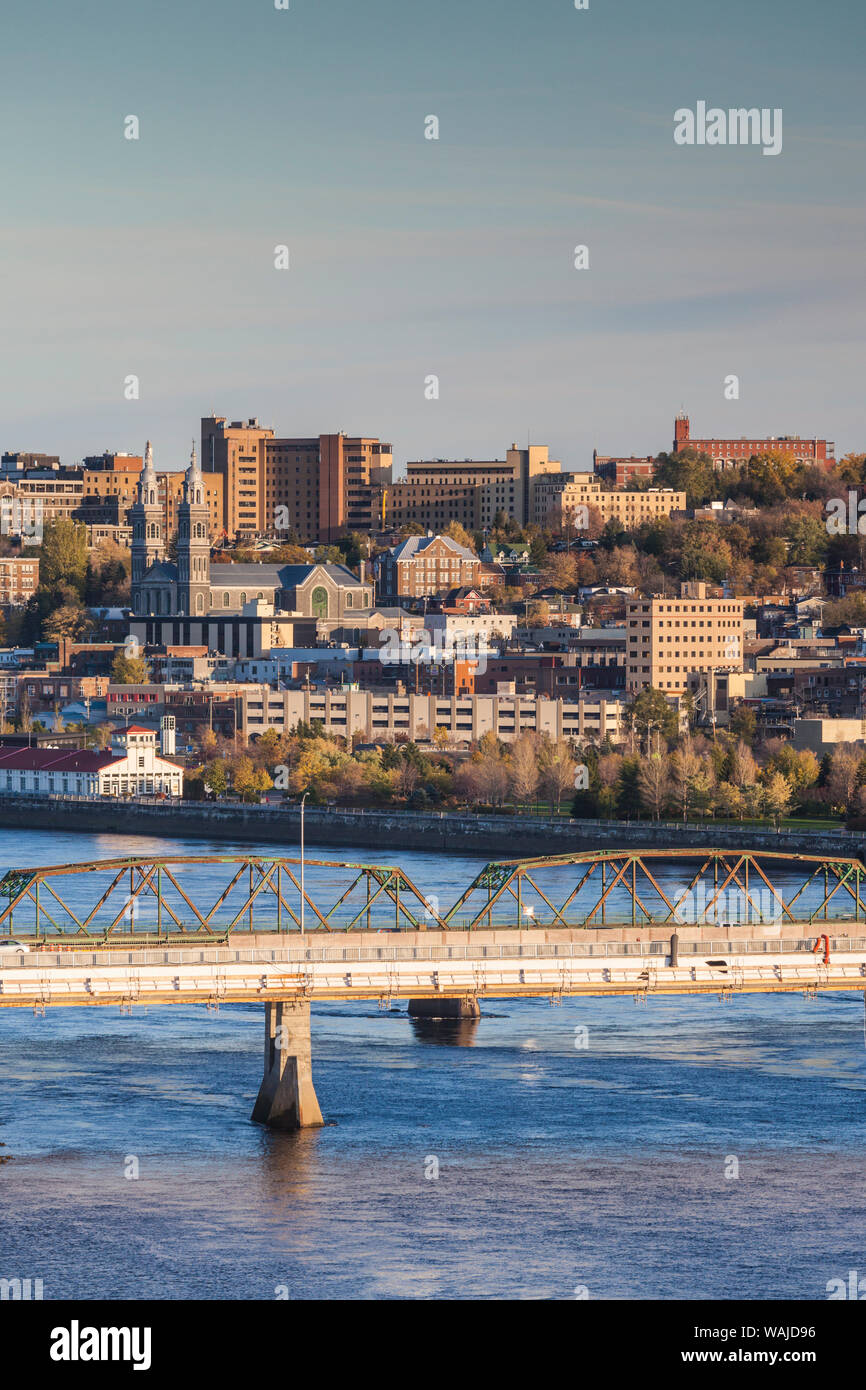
638,753,671,819
111,650,149,684
539,738,576,812
509,733,540,807
763,771,793,826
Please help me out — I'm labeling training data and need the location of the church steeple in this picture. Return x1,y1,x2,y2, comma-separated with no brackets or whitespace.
177,438,210,616
130,439,164,613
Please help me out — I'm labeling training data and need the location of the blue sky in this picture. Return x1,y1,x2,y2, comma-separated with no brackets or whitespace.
1,0,864,472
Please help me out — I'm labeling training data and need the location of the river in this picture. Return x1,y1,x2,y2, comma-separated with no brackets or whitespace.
0,825,864,1300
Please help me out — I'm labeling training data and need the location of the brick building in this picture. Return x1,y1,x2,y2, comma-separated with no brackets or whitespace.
592,454,656,487
375,534,481,602
200,416,391,543
0,556,39,606
673,413,835,471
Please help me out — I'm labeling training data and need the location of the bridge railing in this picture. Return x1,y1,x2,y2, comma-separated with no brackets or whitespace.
6,936,866,969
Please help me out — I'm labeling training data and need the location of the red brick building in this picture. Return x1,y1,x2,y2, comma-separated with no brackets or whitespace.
673,414,835,472
375,534,480,603
0,555,39,606
592,454,655,487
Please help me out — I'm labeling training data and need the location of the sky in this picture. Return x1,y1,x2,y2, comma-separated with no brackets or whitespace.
1,0,864,474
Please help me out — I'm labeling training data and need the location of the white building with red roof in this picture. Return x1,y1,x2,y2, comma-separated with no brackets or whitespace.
0,726,182,799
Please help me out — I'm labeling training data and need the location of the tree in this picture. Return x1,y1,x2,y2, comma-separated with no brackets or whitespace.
203,759,228,796
44,603,90,644
827,744,862,812
443,521,475,552
729,739,758,788
766,743,819,792
626,687,679,745
729,704,757,746
509,733,540,806
638,754,671,819
111,650,149,684
539,738,576,812
653,447,718,508
763,771,793,826
546,553,578,591
596,752,622,817
38,517,88,594
670,739,703,821
715,780,745,820
233,756,272,802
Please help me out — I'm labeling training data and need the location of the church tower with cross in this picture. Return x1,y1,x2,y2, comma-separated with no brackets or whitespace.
176,440,211,616
130,441,165,606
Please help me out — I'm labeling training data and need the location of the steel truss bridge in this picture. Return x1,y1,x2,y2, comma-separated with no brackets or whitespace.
0,848,863,942
2,848,866,1129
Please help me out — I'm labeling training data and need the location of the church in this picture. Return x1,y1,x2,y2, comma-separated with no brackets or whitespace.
128,442,372,657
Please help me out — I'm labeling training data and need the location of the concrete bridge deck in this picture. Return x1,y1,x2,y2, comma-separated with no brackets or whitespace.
2,932,864,1008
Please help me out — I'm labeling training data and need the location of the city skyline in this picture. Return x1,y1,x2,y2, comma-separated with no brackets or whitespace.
1,0,864,467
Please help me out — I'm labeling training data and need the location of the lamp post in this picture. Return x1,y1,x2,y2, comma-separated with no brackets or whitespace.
300,795,309,934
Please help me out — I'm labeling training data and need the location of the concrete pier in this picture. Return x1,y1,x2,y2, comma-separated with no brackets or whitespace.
407,996,481,1020
251,1000,323,1131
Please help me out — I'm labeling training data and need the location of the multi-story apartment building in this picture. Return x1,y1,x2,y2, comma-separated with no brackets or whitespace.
625,582,743,694
672,413,836,471
200,416,274,539
200,416,392,543
533,474,685,530
0,556,39,606
375,534,481,601
382,444,561,532
237,684,626,745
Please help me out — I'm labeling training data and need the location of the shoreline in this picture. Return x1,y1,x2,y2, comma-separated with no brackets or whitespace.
0,796,860,860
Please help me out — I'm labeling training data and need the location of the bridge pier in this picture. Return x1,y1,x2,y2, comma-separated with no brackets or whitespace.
251,1000,323,1131
407,996,481,1019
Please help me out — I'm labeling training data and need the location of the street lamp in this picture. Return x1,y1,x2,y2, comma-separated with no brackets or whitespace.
300,795,309,934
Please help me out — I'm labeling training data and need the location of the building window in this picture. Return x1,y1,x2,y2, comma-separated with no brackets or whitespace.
223,592,230,607
311,586,329,619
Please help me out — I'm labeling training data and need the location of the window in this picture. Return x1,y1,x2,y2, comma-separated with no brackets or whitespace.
311,586,329,619
223,592,230,607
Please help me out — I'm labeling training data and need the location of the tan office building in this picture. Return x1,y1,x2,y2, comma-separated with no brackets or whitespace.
626,582,743,694
382,444,561,532
533,474,685,530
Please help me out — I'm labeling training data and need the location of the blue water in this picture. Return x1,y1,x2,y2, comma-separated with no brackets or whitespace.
0,828,864,1300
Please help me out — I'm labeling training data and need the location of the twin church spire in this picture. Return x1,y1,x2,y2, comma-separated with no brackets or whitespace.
130,438,210,616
